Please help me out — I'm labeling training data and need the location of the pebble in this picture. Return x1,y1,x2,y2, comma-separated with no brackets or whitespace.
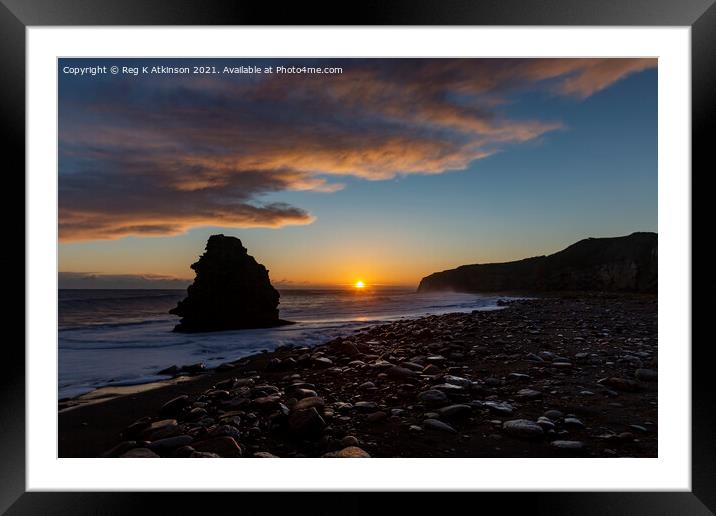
329,340,362,357
422,364,441,375
185,407,208,421
517,388,542,399
443,375,471,388
288,407,326,437
483,401,514,415
387,366,417,379
423,418,457,433
432,383,466,393
544,410,563,420
293,388,318,399
192,436,243,457
563,417,585,429
354,401,379,411
251,395,281,411
252,385,280,396
173,445,197,458
208,390,231,400
600,377,640,392
141,419,180,441
159,395,190,416
120,447,160,458
322,446,371,458
536,417,556,431
148,435,193,453
293,396,325,411
341,435,360,447
120,417,152,439
436,404,472,419
214,377,236,390
254,452,279,458
502,419,544,440
417,390,449,404
313,357,333,367
550,440,585,450
210,425,242,441
190,451,221,458
365,411,388,423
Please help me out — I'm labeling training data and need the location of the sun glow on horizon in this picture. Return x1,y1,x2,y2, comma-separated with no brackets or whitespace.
354,280,365,289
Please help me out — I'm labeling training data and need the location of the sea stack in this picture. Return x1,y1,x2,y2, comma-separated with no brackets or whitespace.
170,234,288,332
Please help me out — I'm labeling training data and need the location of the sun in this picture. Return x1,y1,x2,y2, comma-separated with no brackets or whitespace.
355,280,365,289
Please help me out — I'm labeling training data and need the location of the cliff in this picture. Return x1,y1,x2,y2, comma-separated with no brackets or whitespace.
417,232,657,294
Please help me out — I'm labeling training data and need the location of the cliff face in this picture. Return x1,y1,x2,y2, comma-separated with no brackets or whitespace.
418,232,657,294
170,234,287,332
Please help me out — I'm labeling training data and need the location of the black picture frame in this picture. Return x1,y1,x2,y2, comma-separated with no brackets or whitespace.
2,0,712,513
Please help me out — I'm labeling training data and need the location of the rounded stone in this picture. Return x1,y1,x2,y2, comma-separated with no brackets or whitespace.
423,418,457,433
502,419,545,440
322,446,371,458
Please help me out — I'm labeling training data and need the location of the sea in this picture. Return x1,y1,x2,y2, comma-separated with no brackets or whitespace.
58,287,511,399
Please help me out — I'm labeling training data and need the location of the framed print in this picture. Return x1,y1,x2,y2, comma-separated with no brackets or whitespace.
3,0,713,513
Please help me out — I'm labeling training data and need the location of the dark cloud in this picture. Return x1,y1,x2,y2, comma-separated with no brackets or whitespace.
58,272,190,289
59,58,656,241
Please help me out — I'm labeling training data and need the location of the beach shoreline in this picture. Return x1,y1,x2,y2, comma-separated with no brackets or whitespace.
58,293,657,458
58,287,512,400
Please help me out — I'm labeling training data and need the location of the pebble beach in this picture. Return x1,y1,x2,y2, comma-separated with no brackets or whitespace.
59,294,657,458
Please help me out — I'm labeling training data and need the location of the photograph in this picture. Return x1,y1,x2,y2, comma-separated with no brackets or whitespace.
56,57,658,459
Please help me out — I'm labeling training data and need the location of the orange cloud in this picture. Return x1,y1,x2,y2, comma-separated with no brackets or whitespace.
60,204,315,242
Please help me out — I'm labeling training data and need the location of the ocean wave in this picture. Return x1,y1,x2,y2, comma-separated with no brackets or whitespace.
59,317,176,332
58,289,516,398
59,290,183,303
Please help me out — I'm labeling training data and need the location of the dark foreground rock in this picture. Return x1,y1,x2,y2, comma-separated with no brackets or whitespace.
418,232,657,294
61,294,657,458
170,234,290,332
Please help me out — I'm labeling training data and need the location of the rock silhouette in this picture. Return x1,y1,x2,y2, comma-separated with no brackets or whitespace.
418,232,657,294
170,234,289,332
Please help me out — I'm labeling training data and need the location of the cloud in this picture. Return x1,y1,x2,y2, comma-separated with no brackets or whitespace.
59,58,656,241
518,58,657,98
59,272,191,289
59,154,316,241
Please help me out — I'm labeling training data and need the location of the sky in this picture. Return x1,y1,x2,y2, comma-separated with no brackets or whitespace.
58,58,657,288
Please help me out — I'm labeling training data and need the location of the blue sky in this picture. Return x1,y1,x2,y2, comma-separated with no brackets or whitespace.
58,58,656,287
